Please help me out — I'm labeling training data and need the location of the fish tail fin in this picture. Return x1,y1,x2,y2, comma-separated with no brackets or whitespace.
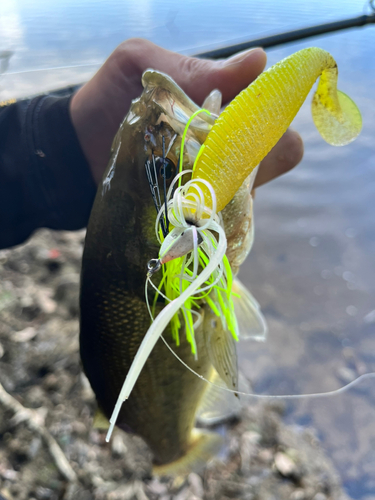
153,428,222,477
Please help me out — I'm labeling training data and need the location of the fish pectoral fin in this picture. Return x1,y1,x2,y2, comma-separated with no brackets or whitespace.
197,369,242,426
203,309,239,392
232,278,268,342
153,429,222,477
93,407,110,430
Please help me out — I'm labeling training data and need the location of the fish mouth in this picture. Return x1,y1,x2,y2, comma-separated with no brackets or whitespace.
192,47,361,213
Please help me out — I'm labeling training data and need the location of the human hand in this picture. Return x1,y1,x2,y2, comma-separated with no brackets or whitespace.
70,38,303,186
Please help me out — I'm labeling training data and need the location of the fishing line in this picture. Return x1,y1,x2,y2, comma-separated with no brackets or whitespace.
160,334,375,400
162,136,169,234
2,62,100,76
178,109,211,186
147,262,373,404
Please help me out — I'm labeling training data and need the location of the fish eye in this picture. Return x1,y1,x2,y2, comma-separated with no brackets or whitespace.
154,157,176,180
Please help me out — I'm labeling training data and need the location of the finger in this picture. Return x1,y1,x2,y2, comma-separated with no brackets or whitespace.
116,38,267,105
254,128,304,188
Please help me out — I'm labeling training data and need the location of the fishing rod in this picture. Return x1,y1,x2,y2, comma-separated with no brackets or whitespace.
194,12,375,59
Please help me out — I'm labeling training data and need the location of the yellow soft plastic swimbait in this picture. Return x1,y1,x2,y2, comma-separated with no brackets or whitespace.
193,47,362,212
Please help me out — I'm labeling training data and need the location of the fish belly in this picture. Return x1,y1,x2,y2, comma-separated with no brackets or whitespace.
80,271,214,465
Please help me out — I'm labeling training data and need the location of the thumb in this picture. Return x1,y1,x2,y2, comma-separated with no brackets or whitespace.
113,38,267,106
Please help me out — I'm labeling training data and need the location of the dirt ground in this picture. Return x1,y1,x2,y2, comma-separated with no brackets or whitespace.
0,228,350,500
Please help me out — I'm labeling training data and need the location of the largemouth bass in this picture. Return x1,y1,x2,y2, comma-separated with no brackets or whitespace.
80,48,361,474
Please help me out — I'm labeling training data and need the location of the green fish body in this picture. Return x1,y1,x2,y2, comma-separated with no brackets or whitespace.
80,71,255,470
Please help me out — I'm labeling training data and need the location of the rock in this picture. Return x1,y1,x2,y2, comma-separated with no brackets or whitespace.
145,479,168,496
54,275,79,317
35,486,54,499
28,437,42,459
258,448,273,464
188,473,204,498
79,373,95,402
291,490,305,500
71,421,87,437
336,366,356,384
20,300,41,321
0,494,11,500
111,434,128,458
12,327,37,343
42,373,59,391
313,494,327,500
35,289,57,314
241,431,261,474
0,466,18,481
25,386,46,408
274,451,298,477
174,487,192,500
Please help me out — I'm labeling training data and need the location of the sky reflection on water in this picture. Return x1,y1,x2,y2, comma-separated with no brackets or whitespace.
1,1,375,498
0,0,373,97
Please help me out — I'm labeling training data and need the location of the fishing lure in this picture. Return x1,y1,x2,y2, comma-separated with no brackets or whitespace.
145,109,238,354
106,47,361,442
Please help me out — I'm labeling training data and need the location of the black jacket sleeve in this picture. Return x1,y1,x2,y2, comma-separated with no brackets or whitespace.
0,95,97,249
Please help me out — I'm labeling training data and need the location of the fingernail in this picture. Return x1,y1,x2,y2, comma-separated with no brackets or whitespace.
224,47,264,65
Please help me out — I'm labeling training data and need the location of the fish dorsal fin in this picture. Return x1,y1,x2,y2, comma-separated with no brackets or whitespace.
203,309,238,392
232,278,268,341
